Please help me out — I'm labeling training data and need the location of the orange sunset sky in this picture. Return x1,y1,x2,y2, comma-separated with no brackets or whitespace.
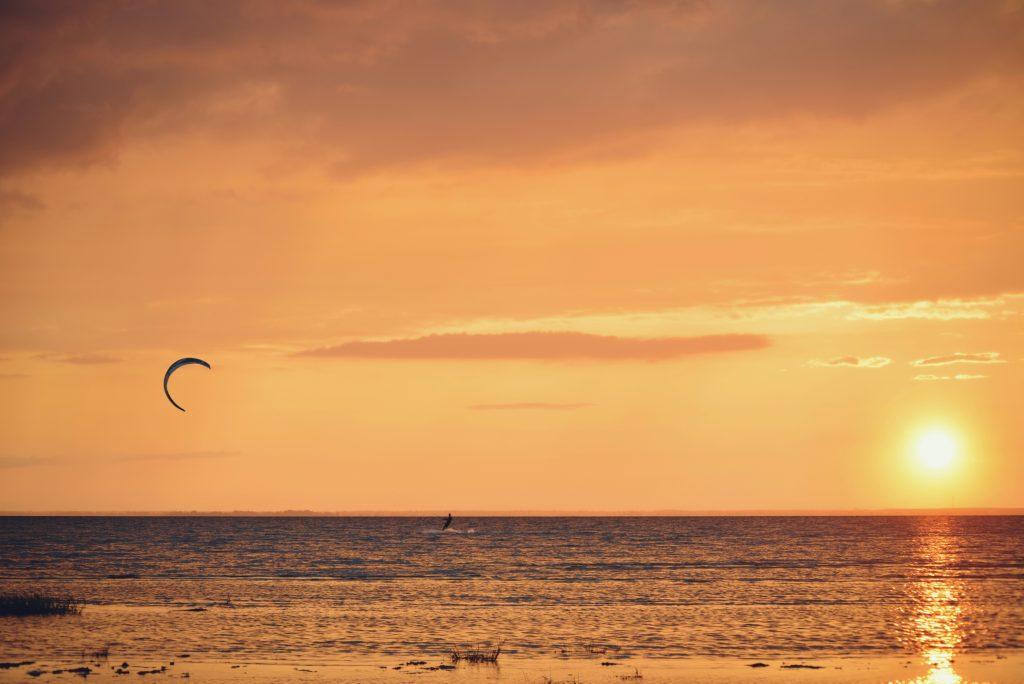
1,1,1022,512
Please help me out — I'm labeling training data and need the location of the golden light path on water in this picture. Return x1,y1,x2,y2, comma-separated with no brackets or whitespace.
896,519,967,684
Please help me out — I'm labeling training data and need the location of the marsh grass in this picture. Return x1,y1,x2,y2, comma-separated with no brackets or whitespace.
449,643,502,664
0,592,81,616
88,646,110,660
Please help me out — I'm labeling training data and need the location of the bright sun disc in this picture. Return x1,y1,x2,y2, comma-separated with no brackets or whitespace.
915,430,957,470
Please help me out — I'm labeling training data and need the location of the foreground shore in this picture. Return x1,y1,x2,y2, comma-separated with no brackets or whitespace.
2,654,1022,684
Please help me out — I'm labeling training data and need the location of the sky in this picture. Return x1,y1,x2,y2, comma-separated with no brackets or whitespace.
1,0,1022,512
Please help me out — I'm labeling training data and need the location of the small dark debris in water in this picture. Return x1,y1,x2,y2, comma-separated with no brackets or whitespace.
120,662,129,668
379,666,388,669
183,607,207,612
177,655,190,658
52,670,66,675
108,574,141,579
294,668,316,673
68,666,92,677
27,670,45,677
115,669,130,675
393,666,403,670
747,662,770,668
138,669,164,675
0,662,35,669
169,662,174,666
601,662,620,666
781,664,824,670
231,665,241,669
406,660,427,666
437,665,455,671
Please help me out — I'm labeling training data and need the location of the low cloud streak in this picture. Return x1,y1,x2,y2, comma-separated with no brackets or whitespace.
114,451,239,463
911,352,1005,367
297,332,771,361
470,402,596,411
808,356,891,369
40,353,123,365
0,456,63,469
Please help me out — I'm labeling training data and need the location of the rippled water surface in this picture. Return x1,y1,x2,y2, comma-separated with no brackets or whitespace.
1,516,1022,666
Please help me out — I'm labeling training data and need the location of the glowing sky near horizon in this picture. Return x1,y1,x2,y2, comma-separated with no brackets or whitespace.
0,0,1022,511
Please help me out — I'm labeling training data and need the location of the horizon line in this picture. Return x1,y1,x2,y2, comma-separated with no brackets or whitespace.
2,507,1022,517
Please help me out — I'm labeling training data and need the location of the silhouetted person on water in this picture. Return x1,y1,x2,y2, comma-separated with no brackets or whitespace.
442,513,453,531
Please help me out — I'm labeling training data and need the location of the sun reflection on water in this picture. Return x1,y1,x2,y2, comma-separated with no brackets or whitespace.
896,519,966,684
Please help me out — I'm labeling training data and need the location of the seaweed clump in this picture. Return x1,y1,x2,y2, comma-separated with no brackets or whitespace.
0,592,81,616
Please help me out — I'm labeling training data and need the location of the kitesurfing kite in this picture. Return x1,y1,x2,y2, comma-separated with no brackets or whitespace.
163,357,210,412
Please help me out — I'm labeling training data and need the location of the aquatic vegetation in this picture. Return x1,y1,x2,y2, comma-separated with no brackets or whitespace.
449,643,502,664
0,592,81,616
541,676,584,684
0,662,35,670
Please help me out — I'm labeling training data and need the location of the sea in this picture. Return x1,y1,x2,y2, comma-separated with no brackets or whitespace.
0,516,1022,667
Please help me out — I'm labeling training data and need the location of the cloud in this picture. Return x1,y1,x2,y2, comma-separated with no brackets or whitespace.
2,0,1022,176
911,352,1006,367
113,451,239,463
0,456,63,469
808,356,891,369
0,451,236,469
470,402,596,411
297,331,771,361
846,298,1009,321
914,374,987,381
41,353,122,365
0,189,44,213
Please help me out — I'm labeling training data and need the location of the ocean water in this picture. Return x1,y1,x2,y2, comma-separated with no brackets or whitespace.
0,516,1022,664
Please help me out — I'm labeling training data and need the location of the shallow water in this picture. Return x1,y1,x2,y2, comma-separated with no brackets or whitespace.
0,516,1022,666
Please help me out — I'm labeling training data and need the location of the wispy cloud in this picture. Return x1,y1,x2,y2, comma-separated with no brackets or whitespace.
808,356,892,369
913,374,987,381
0,190,44,213
846,297,1014,321
113,451,239,463
911,352,1006,367
470,402,597,411
297,332,771,361
0,456,63,469
40,353,122,365
1,452,238,469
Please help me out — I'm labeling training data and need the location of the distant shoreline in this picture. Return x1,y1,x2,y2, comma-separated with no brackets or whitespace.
2,508,1022,517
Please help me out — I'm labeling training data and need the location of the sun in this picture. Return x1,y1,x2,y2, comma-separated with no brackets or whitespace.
915,430,957,470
